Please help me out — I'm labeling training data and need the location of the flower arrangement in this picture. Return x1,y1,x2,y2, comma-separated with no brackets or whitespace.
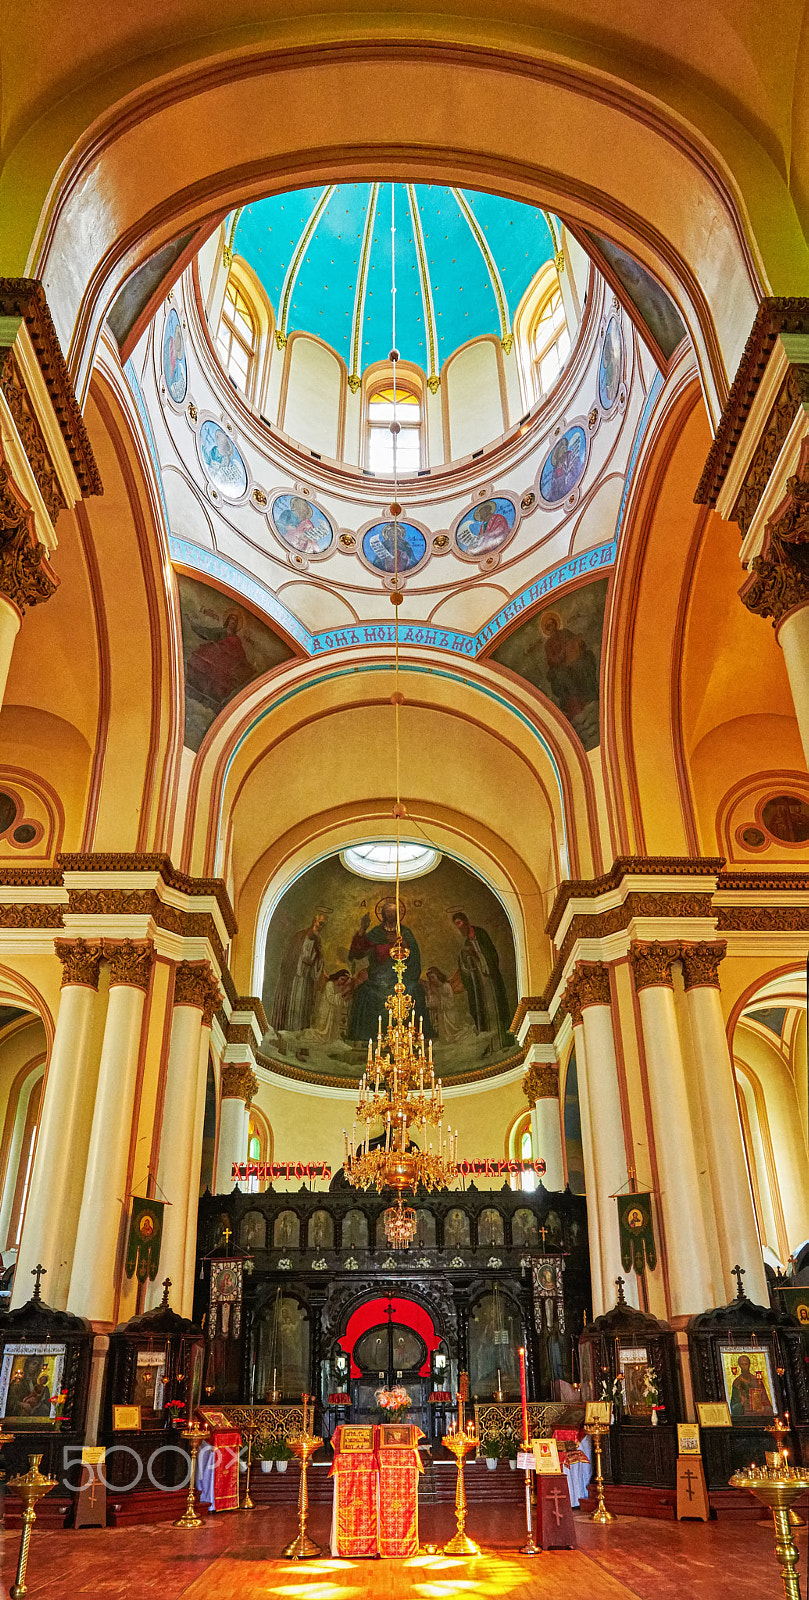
600,1374,624,1410
375,1385,410,1418
165,1400,186,1426
642,1364,660,1407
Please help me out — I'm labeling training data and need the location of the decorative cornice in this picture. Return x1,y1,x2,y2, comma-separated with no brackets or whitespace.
0,351,66,524
679,940,726,990
0,279,101,498
731,366,809,537
235,994,269,1034
524,1022,555,1046
67,887,227,969
523,1061,559,1107
509,996,546,1035
174,960,221,1017
221,1061,259,1106
574,960,612,1009
695,298,809,509
0,867,63,886
225,1022,258,1047
548,891,714,1000
546,856,725,942
0,905,62,928
0,455,59,615
716,869,809,891
57,853,236,938
716,905,809,934
104,938,154,992
629,940,680,991
55,937,103,990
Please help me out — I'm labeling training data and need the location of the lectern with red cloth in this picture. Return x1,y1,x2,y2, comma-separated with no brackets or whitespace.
377,1423,424,1558
329,1425,379,1557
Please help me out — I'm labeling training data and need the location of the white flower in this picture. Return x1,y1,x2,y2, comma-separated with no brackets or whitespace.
487,1256,503,1268
278,1258,292,1270
345,1256,359,1270
311,1258,328,1270
416,1257,431,1268
381,1256,397,1268
450,1256,465,1268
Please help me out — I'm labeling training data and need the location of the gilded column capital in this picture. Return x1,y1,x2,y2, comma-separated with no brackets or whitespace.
104,938,155,993
174,960,221,1020
523,1061,559,1107
55,937,103,990
574,961,612,1010
629,940,679,992
221,1062,259,1106
680,940,727,990
740,441,809,629
0,457,59,616
559,973,583,1029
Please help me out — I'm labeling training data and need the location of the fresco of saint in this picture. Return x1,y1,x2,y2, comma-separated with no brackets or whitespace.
348,897,433,1042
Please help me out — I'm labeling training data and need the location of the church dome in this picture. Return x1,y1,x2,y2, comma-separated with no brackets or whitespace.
226,183,559,388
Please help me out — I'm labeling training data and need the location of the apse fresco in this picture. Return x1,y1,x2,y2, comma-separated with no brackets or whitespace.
177,574,295,750
489,577,607,750
261,852,519,1083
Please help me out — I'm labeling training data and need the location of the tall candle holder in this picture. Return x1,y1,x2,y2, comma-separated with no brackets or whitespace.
730,1463,809,1600
239,1417,260,1511
174,1422,209,1528
7,1453,57,1599
585,1420,615,1524
765,1415,805,1527
442,1395,480,1557
283,1399,323,1560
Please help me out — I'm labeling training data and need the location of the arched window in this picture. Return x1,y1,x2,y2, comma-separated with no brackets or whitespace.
365,380,423,474
216,277,257,395
508,1111,537,1192
530,285,570,400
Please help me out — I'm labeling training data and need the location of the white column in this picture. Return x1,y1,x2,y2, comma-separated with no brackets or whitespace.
145,982,204,1312
213,1064,254,1193
68,941,154,1323
524,1054,564,1190
0,596,21,707
631,944,716,1315
12,941,103,1309
778,605,809,767
681,945,768,1306
576,965,638,1313
531,1098,564,1192
181,1018,214,1319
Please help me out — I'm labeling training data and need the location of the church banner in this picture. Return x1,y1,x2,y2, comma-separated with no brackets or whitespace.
617,1192,657,1274
778,1286,809,1327
125,1198,164,1281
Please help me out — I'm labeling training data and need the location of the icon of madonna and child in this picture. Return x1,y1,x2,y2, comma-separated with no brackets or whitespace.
264,892,515,1078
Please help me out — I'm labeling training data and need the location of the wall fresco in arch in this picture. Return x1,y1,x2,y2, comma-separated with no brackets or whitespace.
177,572,296,750
261,851,519,1084
488,576,608,751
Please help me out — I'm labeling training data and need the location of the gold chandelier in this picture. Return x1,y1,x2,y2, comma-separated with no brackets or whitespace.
343,186,462,1247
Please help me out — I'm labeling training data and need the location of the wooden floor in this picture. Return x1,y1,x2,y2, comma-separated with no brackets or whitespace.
0,1498,798,1597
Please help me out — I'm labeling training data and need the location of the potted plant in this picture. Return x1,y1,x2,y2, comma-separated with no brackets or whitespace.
503,1436,518,1471
271,1438,293,1474
481,1435,500,1471
256,1437,293,1473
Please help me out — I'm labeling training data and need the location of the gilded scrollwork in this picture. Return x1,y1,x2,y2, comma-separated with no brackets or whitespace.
55,938,104,990
522,1061,558,1107
628,941,679,992
104,938,155,992
679,941,726,990
221,1062,260,1106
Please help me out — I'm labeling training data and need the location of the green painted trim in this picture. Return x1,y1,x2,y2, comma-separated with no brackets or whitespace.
349,182,379,386
277,186,335,337
407,184,439,384
452,188,511,340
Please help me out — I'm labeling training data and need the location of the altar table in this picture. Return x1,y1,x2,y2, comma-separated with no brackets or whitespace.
329,1423,424,1558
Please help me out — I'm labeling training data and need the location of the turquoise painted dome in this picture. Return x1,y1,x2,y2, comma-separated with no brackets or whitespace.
228,183,558,385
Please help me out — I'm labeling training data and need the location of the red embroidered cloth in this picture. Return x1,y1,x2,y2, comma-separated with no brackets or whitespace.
377,1426,424,1559
198,1430,240,1512
329,1426,379,1557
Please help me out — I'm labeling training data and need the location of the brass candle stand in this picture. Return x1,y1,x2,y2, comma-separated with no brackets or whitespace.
730,1464,809,1600
585,1421,615,1525
239,1418,260,1511
7,1453,56,1600
174,1422,209,1528
442,1423,480,1556
766,1415,805,1527
283,1431,323,1558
